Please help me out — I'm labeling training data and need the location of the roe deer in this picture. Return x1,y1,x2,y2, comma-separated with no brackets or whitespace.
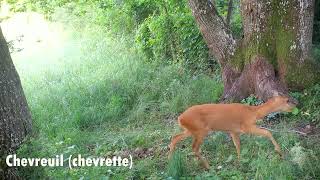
168,96,297,169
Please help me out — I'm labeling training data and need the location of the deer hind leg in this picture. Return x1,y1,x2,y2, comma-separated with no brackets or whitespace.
192,131,210,170
247,127,282,156
168,130,191,159
230,132,241,160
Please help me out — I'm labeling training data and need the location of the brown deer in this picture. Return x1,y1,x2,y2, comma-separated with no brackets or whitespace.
168,96,297,169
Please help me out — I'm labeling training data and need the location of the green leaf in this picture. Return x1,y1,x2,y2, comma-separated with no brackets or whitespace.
225,155,233,163
292,107,299,115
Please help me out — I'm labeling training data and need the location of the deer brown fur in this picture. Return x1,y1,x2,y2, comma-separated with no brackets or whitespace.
168,96,297,169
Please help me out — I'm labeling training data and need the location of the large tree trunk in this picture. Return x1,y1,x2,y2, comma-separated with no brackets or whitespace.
0,27,32,179
189,0,320,102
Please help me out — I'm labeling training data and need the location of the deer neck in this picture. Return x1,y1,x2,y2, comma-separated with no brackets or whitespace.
256,101,279,119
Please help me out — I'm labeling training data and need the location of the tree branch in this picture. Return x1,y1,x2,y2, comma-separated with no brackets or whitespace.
188,0,236,66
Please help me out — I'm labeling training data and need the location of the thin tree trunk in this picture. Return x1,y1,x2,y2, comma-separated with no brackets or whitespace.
226,0,233,27
0,26,32,179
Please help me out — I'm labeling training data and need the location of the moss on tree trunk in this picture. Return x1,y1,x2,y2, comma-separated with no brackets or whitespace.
189,0,319,102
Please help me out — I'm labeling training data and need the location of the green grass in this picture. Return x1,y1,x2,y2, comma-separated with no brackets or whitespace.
13,13,224,178
11,8,320,180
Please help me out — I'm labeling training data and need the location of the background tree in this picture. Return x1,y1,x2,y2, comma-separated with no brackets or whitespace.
189,0,320,102
0,27,32,179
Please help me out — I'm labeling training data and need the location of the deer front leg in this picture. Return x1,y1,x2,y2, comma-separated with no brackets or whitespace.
168,130,191,159
246,127,282,156
192,132,210,170
230,132,241,160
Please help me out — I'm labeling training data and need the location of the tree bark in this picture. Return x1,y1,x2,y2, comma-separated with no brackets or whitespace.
189,0,319,102
189,0,236,65
0,26,32,179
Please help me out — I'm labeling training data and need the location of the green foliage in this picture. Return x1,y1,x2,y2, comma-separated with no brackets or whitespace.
167,151,187,179
215,0,243,37
121,0,160,24
291,107,300,116
17,0,218,71
312,44,320,62
290,84,320,124
135,1,213,71
240,95,262,106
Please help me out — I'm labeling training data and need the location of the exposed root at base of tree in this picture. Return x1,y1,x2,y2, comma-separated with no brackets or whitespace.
221,56,290,103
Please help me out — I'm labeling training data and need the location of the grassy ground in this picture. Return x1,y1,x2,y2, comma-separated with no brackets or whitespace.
7,10,320,179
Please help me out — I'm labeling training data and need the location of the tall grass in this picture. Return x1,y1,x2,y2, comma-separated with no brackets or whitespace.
13,8,223,178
